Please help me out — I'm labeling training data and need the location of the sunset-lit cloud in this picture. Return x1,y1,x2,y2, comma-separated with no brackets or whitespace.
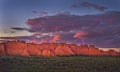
25,11,120,47
73,31,88,38
51,34,61,43
1,11,120,47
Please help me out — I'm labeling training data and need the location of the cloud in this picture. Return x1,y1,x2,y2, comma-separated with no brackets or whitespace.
51,34,61,43
32,11,48,16
12,27,28,30
71,1,108,11
32,11,48,14
2,11,120,47
27,11,120,33
0,36,37,40
11,27,35,32
73,30,88,38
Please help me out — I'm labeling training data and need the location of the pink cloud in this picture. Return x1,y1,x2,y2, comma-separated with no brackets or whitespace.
73,31,88,38
51,34,61,43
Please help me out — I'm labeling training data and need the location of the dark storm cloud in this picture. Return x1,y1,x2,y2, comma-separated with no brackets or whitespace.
7,11,120,47
71,1,108,11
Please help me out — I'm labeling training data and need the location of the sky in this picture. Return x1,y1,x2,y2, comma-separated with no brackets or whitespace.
0,0,120,48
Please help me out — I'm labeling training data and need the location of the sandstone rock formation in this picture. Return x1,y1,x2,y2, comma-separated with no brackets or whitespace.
54,43,74,56
5,41,28,56
0,43,6,55
0,41,120,56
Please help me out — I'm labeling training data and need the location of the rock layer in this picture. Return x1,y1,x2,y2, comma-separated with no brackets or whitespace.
0,41,120,56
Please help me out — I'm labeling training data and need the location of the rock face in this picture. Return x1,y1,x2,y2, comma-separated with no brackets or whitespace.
88,45,101,56
5,41,28,56
54,43,74,56
0,41,120,56
0,43,6,55
27,43,41,56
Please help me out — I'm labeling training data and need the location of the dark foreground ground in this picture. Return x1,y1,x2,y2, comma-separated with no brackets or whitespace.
0,56,120,72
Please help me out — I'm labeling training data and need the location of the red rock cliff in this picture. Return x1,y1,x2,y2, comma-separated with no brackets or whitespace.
0,41,120,56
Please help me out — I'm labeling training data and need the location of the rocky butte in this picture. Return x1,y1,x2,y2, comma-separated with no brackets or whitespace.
0,41,120,56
